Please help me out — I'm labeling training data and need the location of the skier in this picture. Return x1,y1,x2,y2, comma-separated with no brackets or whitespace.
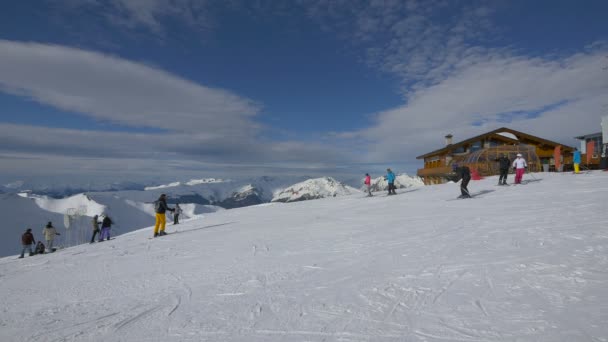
99,215,113,241
153,194,175,237
452,163,471,198
42,222,60,253
90,214,101,243
35,241,45,255
19,228,36,258
364,173,372,197
573,148,581,174
495,153,511,185
512,153,528,184
173,203,182,225
385,168,396,195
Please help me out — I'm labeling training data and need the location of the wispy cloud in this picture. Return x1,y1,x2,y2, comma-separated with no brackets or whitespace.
0,39,259,136
300,0,499,89
0,39,356,178
352,47,608,162
300,1,607,164
53,0,216,35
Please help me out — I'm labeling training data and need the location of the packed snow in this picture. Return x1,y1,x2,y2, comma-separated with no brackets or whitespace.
1,171,608,341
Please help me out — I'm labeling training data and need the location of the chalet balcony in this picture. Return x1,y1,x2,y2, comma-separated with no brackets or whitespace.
416,166,453,177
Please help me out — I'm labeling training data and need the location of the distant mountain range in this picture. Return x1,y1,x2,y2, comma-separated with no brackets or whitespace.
1,174,424,257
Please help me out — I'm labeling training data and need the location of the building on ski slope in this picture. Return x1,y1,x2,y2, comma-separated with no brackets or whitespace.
416,127,575,185
574,132,603,169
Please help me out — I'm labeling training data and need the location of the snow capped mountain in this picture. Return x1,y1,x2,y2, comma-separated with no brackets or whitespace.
272,177,359,203
216,184,265,209
365,173,425,192
185,178,227,186
18,193,106,216
144,178,228,190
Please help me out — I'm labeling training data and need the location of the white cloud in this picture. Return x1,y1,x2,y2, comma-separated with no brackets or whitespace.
352,48,608,162
0,40,259,136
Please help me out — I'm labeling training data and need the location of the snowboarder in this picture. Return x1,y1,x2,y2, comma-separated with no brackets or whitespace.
385,168,396,195
90,214,101,243
512,153,528,184
452,163,471,198
364,173,372,197
19,228,36,258
173,203,182,225
42,222,60,253
495,153,511,185
35,241,45,255
99,215,113,241
573,148,581,174
153,194,175,237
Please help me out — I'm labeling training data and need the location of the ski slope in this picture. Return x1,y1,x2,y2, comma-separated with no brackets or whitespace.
1,171,608,341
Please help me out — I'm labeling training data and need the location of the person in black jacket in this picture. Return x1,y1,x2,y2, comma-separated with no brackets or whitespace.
153,194,175,237
19,228,36,258
452,163,471,198
90,215,101,243
99,215,113,241
495,153,511,185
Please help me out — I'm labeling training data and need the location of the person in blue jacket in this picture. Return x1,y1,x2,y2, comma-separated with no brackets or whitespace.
573,148,581,174
385,168,396,195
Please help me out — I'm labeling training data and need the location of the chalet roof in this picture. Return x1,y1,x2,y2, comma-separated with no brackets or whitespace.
416,127,574,160
574,132,602,140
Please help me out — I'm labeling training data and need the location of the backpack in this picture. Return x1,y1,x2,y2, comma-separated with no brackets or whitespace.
154,200,161,212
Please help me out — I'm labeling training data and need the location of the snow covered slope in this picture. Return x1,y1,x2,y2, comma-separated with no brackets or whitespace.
2,171,608,341
272,176,359,202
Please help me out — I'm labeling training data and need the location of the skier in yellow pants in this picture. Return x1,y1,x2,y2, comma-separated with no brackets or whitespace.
153,194,175,237
573,148,581,174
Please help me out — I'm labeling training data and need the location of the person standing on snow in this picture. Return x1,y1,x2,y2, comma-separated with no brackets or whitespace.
173,203,183,225
573,148,581,174
153,194,175,237
452,163,471,198
385,168,396,195
495,153,511,185
19,228,36,258
99,215,113,241
512,153,528,184
364,173,373,197
90,215,101,243
42,222,60,253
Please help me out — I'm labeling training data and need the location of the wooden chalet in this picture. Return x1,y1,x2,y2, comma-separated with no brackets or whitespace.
416,127,575,185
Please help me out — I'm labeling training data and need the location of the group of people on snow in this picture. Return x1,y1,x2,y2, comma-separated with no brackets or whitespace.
19,222,61,258
90,214,114,244
363,168,397,197
153,194,182,237
364,154,532,200
18,194,185,258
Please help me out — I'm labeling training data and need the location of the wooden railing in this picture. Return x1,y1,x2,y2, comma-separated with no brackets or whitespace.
416,166,452,177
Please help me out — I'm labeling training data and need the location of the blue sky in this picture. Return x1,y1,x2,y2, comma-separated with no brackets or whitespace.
0,0,606,184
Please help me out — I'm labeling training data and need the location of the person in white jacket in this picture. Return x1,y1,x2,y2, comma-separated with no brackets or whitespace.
512,153,528,184
42,221,60,253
